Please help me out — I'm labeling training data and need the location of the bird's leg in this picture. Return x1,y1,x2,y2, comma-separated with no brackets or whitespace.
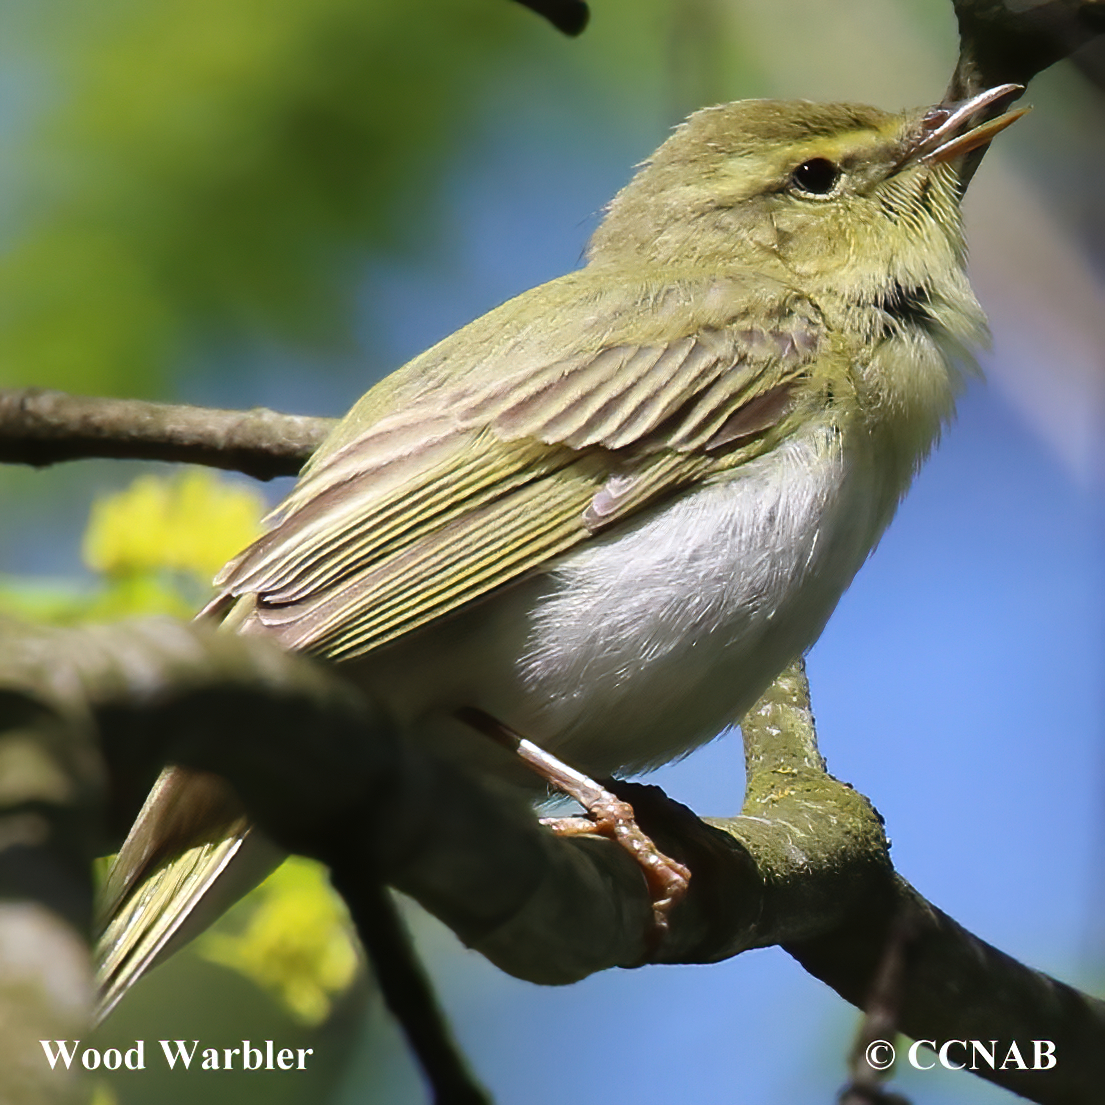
454,707,691,933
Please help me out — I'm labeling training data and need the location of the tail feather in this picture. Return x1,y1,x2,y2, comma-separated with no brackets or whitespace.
98,767,246,921
96,766,284,1021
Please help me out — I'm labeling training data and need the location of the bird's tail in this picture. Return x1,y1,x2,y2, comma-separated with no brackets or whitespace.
95,765,284,1022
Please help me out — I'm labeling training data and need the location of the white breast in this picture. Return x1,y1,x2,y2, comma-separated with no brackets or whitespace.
512,422,883,773
359,421,888,783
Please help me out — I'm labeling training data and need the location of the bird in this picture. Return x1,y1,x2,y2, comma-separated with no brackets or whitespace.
96,84,1026,1017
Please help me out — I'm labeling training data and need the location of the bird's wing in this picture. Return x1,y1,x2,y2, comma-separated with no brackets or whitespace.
216,268,830,661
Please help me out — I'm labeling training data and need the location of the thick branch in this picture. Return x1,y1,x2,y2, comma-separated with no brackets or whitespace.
732,665,1105,1104
2,618,1102,1104
0,389,333,480
2,8,1104,1103
950,0,1105,101
791,878,1105,1105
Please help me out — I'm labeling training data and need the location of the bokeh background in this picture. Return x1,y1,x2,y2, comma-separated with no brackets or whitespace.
2,0,1104,1102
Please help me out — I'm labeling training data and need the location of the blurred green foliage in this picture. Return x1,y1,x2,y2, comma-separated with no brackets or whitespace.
0,6,686,1099
90,936,363,1105
0,0,539,396
0,0,965,406
13,5,1083,1104
0,0,683,577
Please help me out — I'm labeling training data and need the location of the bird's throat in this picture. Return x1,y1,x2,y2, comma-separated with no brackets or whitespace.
876,281,933,334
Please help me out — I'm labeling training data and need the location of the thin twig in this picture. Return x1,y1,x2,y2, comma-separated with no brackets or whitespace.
838,911,917,1105
511,0,589,36
329,870,491,1105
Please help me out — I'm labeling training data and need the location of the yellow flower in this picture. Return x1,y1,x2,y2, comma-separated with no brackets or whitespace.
198,856,360,1025
82,468,264,580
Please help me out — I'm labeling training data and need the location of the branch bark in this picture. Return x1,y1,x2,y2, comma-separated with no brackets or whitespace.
0,389,332,480
1,617,1101,1104
950,0,1105,101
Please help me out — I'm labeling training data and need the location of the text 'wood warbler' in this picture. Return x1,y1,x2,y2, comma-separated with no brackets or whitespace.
97,85,1027,1015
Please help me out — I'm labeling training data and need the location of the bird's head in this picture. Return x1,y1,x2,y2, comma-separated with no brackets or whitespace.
588,85,1026,309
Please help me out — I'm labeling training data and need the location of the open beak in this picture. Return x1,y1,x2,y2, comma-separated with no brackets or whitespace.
907,83,1029,165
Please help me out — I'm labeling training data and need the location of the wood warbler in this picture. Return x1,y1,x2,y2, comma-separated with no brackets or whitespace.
97,84,1026,1014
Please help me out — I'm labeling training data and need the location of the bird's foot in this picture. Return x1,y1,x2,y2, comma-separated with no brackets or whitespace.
455,707,691,934
540,805,691,930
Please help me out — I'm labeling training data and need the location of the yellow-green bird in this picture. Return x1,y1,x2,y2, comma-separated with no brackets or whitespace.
97,84,1025,1015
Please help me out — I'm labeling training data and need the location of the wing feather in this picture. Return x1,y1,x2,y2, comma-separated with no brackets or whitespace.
255,443,611,656
591,335,724,448
257,442,572,604
217,269,826,662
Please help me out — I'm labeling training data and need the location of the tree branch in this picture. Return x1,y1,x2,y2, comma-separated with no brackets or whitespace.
2,617,1101,1104
950,0,1105,102
2,6,1104,1104
0,12,1102,487
511,0,589,37
0,389,332,480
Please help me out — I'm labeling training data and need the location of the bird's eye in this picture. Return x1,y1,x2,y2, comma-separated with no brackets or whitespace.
790,158,841,196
